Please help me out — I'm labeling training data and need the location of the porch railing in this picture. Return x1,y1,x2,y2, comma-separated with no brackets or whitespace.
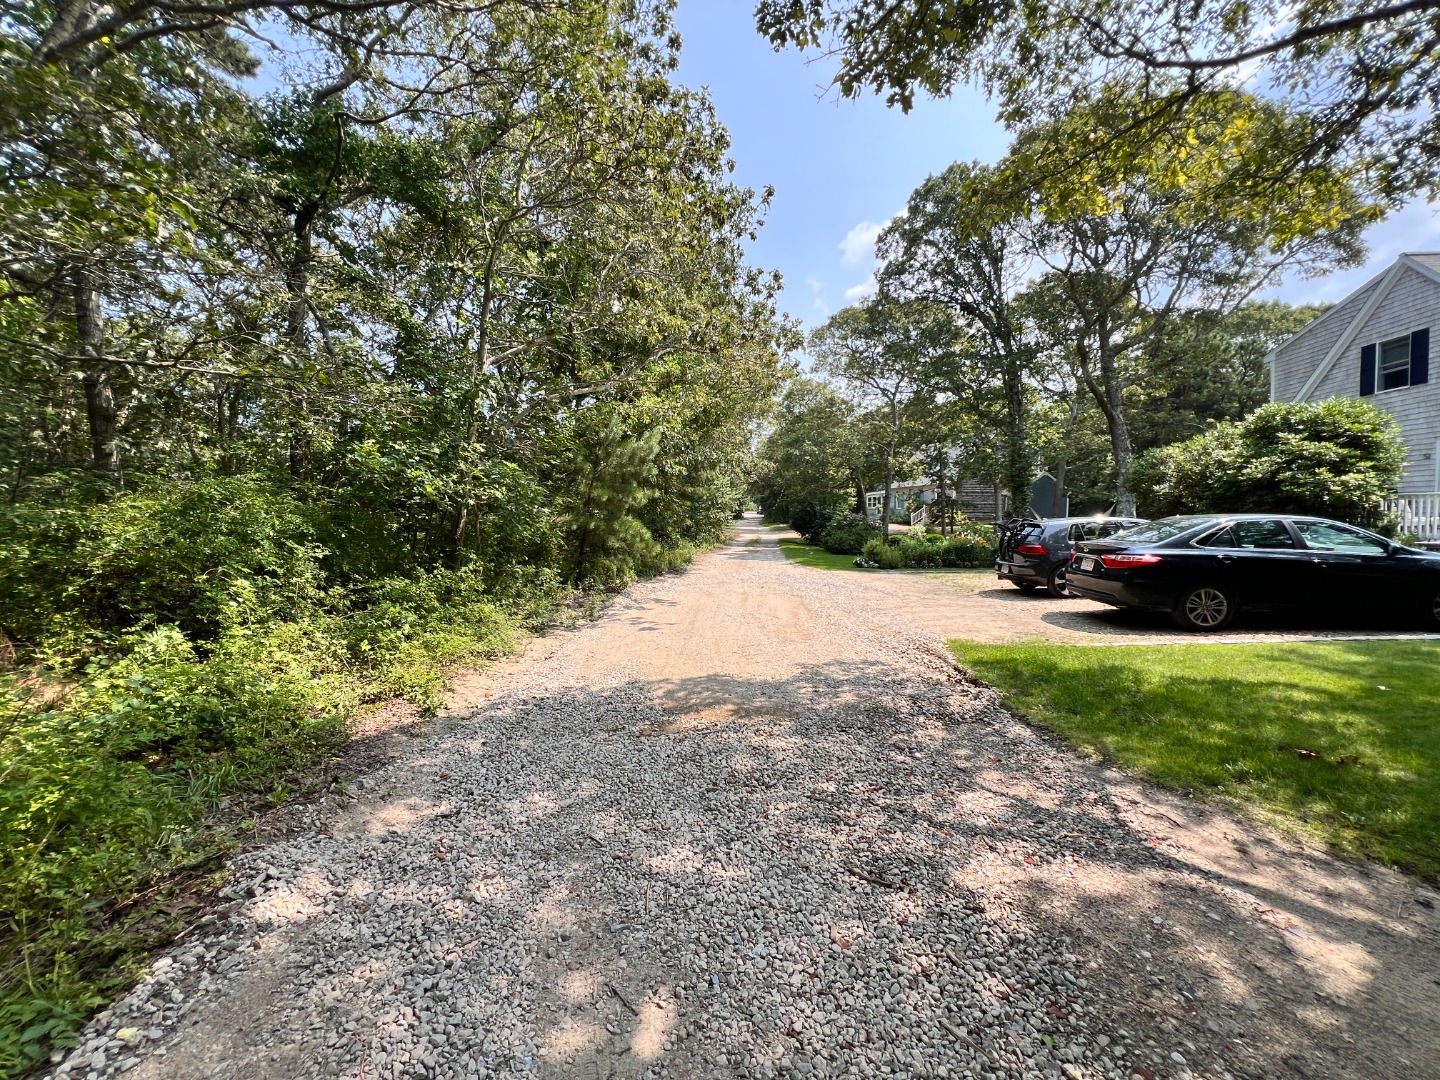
910,506,929,528
1385,492,1440,543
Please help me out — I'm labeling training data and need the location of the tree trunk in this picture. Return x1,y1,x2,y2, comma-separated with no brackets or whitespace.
936,453,948,535
74,275,120,483
1001,353,1030,517
882,461,893,540
882,399,897,539
1051,458,1068,517
450,505,470,569
1097,349,1136,516
285,205,319,487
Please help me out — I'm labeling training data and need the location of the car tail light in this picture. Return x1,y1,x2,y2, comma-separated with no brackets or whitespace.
1016,543,1047,556
1100,553,1163,569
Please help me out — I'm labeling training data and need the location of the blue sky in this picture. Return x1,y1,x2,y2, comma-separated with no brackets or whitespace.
671,2,1440,329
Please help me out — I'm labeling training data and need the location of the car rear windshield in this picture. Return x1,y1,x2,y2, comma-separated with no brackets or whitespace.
1109,517,1211,544
1068,520,1135,541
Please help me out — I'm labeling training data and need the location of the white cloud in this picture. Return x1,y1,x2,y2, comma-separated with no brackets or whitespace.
839,221,883,267
843,275,877,302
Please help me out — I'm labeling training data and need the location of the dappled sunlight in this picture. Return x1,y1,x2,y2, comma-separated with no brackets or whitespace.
501,789,562,824
359,796,456,836
463,860,520,904
647,842,705,875
542,1015,607,1059
250,880,326,927
108,591,1437,1080
528,884,578,934
629,993,678,1061
556,967,604,1004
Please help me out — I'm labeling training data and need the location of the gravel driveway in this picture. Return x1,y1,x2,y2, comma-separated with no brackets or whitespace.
52,519,1440,1080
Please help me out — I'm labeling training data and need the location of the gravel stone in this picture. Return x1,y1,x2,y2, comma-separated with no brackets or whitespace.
42,521,1440,1080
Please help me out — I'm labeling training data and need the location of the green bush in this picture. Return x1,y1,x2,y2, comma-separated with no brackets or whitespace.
861,538,905,569
859,526,996,569
0,477,324,648
0,487,559,1075
789,502,846,544
1134,399,1405,527
818,515,879,555
0,623,349,1075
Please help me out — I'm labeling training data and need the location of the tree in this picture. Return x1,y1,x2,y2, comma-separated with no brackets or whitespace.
1,5,794,1066
752,378,862,522
809,296,939,536
877,162,1036,508
1126,300,1331,452
999,98,1371,515
559,418,661,585
755,0,1440,202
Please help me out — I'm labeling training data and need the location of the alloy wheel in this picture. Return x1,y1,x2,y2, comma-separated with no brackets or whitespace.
1185,587,1230,629
1048,566,1069,598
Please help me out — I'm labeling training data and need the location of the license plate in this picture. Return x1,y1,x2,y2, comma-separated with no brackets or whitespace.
1080,557,1096,571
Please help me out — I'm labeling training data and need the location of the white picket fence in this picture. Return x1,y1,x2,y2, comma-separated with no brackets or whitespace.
1385,492,1440,543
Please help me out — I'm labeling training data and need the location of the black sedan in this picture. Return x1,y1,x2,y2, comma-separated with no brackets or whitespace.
996,516,1147,597
1066,514,1440,631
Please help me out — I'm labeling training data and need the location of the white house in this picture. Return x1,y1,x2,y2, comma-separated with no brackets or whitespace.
864,478,1009,523
1267,251,1439,541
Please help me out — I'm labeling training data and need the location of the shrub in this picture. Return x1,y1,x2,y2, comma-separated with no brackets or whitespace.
861,538,904,569
0,502,553,1075
858,526,996,570
818,515,879,555
0,477,325,648
789,502,846,544
0,623,350,1075
1134,399,1405,527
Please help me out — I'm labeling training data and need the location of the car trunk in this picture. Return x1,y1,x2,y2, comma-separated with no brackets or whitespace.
999,522,1043,562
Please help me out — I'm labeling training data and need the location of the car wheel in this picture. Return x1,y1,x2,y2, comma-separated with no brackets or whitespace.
1015,580,1039,593
1046,565,1069,598
1171,584,1236,631
1424,588,1440,631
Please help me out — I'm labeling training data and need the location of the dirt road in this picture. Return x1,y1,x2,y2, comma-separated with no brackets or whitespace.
53,519,1440,1080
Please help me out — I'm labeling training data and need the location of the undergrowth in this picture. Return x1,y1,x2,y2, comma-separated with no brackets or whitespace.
0,478,701,1076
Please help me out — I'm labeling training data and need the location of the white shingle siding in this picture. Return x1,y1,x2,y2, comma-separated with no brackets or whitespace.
1270,256,1440,492
1269,276,1382,401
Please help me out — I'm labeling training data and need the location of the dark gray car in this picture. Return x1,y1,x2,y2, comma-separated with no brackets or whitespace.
996,516,1148,597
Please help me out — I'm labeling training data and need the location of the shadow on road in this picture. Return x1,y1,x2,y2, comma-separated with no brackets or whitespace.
232,660,1440,1080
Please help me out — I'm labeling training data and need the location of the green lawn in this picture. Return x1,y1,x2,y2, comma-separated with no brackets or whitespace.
777,537,869,570
948,640,1440,880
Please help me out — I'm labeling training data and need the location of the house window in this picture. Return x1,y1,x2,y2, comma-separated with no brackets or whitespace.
1379,335,1411,391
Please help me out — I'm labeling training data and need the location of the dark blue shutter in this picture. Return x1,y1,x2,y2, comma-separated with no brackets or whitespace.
1411,327,1430,386
1360,342,1377,396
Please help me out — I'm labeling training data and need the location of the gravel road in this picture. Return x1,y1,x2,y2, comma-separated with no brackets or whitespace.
50,519,1440,1080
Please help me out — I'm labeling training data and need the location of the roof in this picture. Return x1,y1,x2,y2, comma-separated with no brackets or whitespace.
1407,252,1440,276
1269,252,1440,402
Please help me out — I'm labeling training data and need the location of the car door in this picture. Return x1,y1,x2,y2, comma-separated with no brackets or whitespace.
1198,519,1313,610
1291,520,1405,612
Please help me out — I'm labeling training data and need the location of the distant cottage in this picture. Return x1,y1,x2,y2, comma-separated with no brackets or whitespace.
1268,251,1439,541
